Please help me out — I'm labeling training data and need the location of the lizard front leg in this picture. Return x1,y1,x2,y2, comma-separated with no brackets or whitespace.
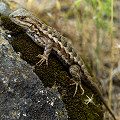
69,64,84,97
36,39,53,66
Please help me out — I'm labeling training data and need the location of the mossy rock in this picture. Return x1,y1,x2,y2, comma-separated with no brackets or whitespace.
1,16,103,120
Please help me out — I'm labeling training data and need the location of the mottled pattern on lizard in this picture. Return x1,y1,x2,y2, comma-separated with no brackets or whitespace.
9,9,116,120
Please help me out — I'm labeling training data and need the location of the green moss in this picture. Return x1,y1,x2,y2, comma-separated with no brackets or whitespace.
1,16,103,120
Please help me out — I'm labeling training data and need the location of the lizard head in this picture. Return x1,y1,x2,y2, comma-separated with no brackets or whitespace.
9,9,36,29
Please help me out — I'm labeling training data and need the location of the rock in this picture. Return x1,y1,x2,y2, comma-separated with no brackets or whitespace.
0,2,12,16
0,28,67,120
0,6,103,119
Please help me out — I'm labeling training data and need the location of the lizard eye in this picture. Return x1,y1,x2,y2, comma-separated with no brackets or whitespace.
20,17,25,20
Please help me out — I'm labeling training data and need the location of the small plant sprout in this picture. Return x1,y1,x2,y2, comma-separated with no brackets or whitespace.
84,94,96,106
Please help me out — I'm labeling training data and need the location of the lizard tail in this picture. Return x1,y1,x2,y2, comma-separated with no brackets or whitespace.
100,96,117,120
94,84,117,120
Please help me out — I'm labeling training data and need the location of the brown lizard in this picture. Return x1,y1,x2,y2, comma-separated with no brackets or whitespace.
9,9,116,120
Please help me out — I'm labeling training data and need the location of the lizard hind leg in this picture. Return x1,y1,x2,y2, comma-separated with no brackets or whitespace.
69,64,84,97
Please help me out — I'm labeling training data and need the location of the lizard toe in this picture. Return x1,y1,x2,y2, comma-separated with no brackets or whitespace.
36,55,48,66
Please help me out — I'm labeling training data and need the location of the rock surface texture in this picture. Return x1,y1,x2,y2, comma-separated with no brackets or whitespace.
0,28,67,120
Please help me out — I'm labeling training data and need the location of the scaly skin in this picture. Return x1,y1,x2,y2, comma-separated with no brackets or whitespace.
9,9,116,120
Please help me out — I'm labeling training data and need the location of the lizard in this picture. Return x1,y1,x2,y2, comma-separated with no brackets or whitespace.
9,9,116,120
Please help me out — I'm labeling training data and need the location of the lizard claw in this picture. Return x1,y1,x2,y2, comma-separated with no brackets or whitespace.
79,84,84,95
70,79,84,97
36,54,48,66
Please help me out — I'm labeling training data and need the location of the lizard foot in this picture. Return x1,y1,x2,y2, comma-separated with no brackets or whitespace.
36,54,48,66
69,64,84,97
70,79,84,97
